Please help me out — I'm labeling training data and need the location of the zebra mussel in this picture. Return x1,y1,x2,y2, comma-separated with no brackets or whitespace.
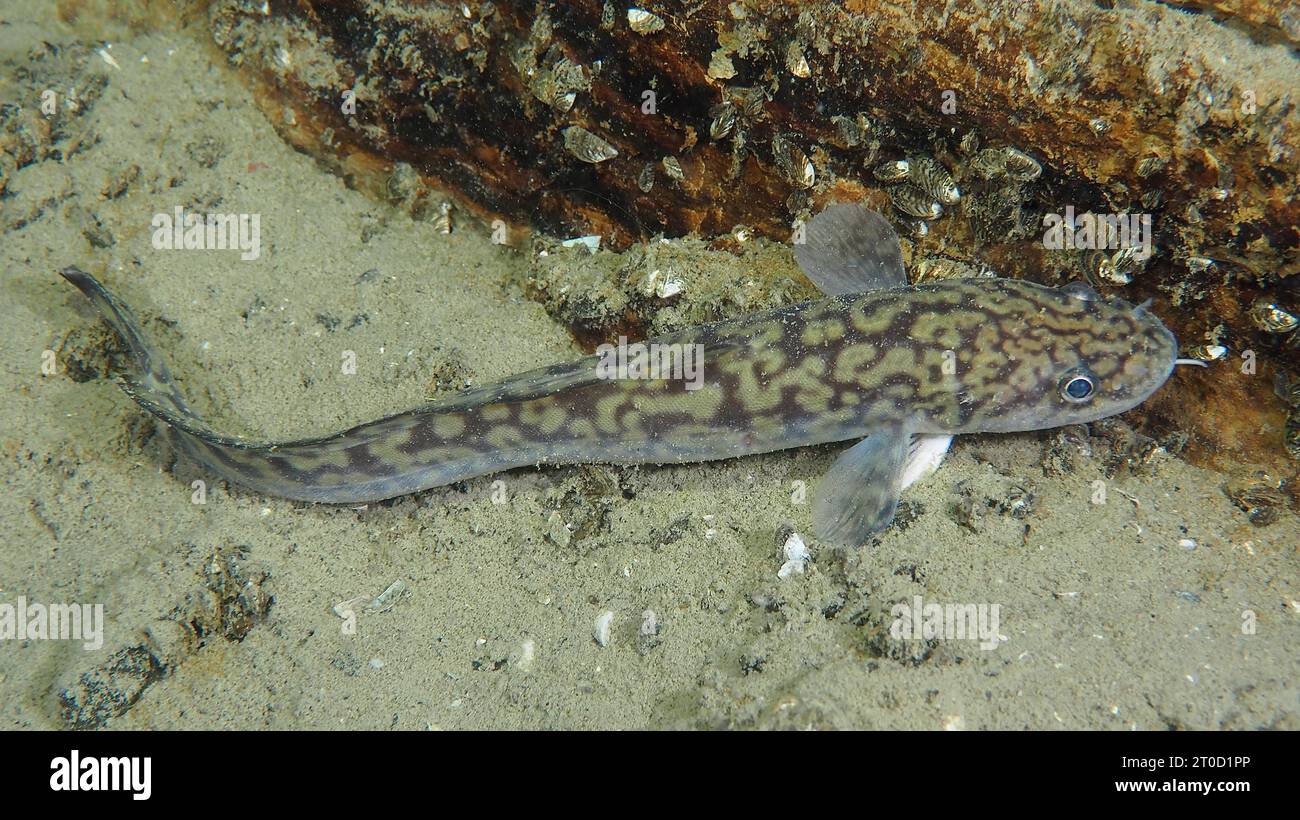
529,49,588,112
711,88,765,177
637,162,655,193
1135,155,1167,178
968,145,1041,182
958,131,980,157
772,134,815,189
433,201,454,234
726,85,767,119
872,155,955,222
785,41,811,78
1225,471,1286,525
832,113,874,149
1085,246,1143,287
709,102,736,141
872,159,910,183
957,140,1043,243
1184,343,1228,363
889,185,942,220
661,155,684,182
912,256,994,284
1002,147,1042,181
1274,370,1300,408
1276,370,1300,459
910,156,960,205
563,126,618,163
1250,298,1298,334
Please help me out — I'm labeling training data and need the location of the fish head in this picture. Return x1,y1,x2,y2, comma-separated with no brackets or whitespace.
958,279,1178,433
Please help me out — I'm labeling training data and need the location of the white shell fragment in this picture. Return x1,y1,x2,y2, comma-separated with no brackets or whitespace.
627,8,665,35
561,234,602,251
332,596,368,620
333,578,409,623
593,610,615,646
366,579,408,612
707,49,737,80
639,610,659,636
97,47,122,70
516,639,536,672
643,268,684,299
656,276,684,299
777,532,811,579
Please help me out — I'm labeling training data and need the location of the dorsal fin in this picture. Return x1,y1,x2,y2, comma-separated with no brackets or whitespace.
794,204,906,296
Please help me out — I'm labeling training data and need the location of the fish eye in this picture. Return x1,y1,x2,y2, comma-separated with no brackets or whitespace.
1060,367,1096,403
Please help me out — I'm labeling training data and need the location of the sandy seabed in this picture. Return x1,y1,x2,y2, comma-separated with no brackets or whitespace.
0,2,1295,729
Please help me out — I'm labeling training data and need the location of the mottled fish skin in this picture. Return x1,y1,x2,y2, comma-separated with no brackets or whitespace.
60,266,1176,507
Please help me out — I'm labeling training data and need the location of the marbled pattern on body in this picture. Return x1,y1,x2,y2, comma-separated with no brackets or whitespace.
60,205,1178,544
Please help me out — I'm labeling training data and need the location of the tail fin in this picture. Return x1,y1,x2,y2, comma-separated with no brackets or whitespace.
59,267,565,501
59,267,244,447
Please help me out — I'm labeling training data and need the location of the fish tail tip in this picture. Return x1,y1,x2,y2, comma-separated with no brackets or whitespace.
59,266,97,292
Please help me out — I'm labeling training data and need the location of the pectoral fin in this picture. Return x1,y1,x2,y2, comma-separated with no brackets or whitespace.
813,428,910,547
794,204,906,296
